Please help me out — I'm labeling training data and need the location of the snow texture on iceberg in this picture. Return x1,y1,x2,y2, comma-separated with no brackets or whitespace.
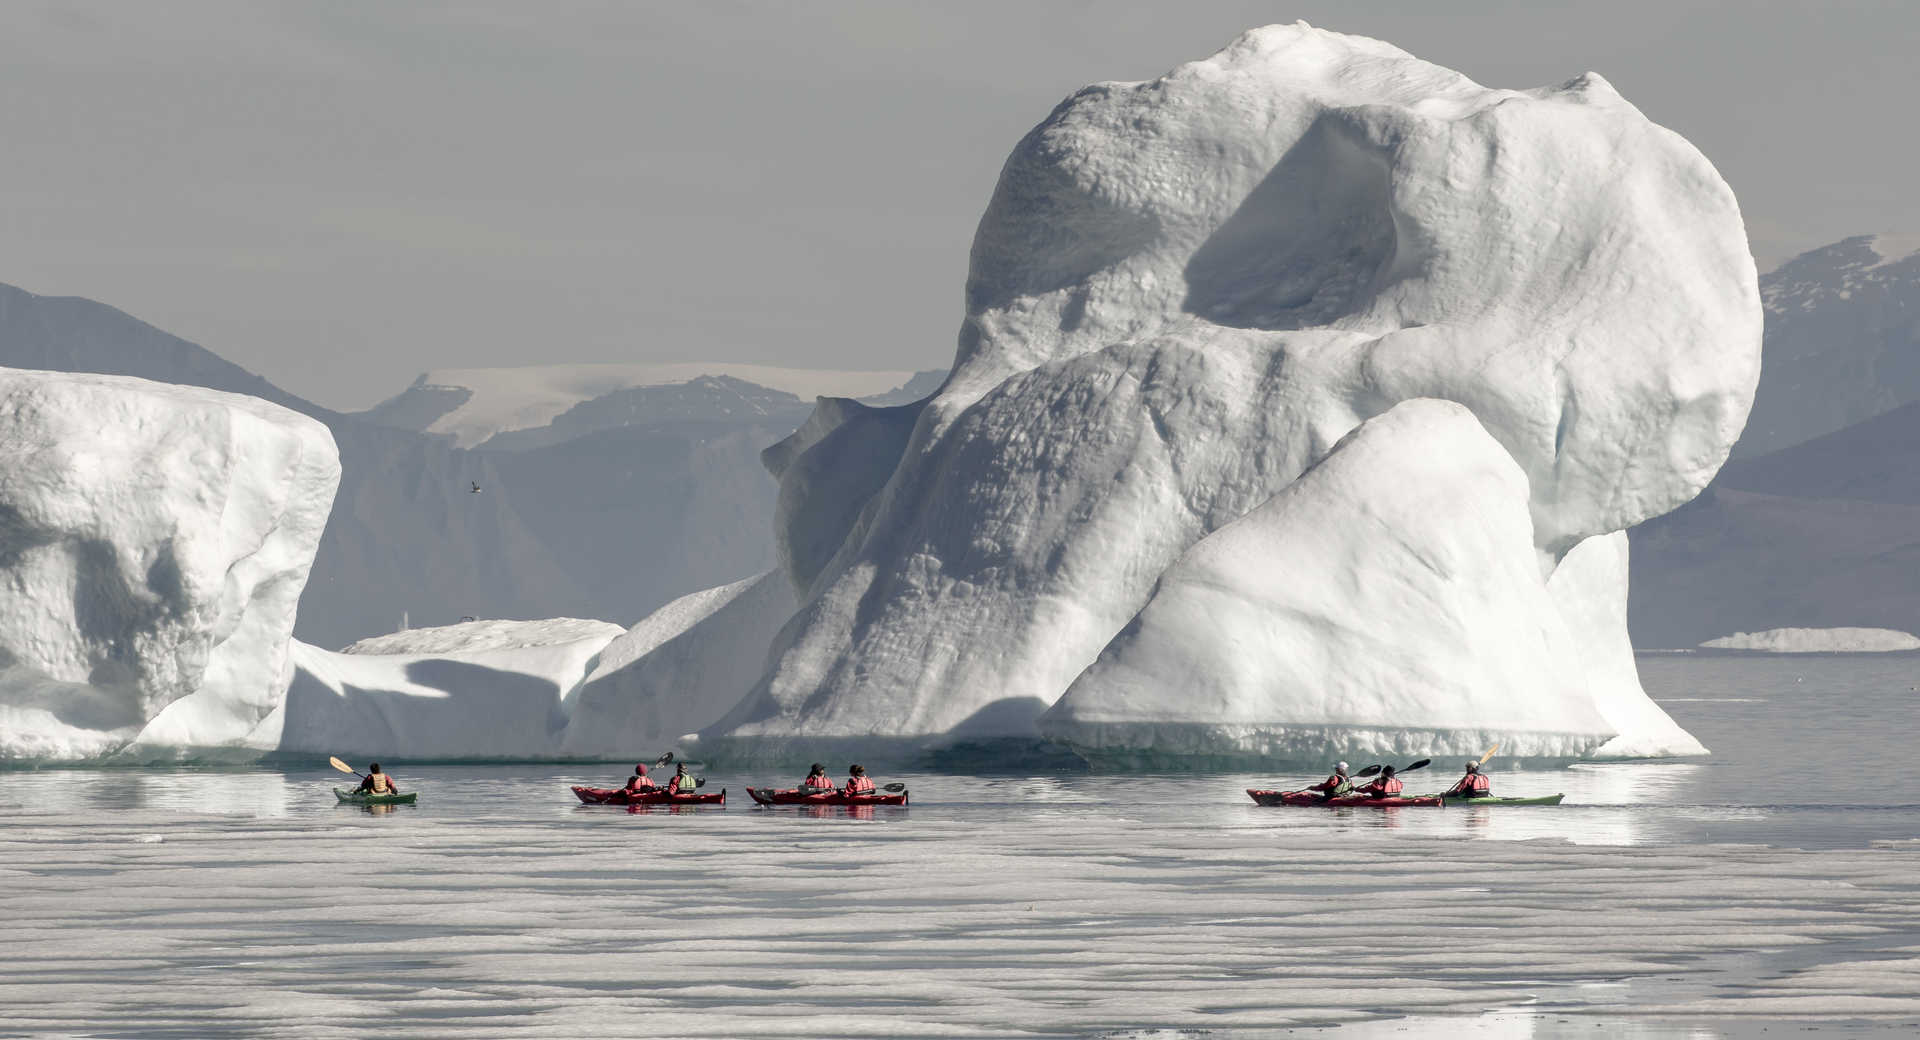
0,369,339,760
1039,400,1617,764
709,23,1757,761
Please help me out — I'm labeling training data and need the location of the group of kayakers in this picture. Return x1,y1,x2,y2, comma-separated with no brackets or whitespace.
354,758,1497,804
1305,760,1492,801
615,760,879,797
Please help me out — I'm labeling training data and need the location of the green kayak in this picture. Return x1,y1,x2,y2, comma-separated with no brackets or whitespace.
1438,793,1564,807
334,787,417,805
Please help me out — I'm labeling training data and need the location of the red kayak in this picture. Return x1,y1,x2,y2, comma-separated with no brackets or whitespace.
571,785,726,806
1247,789,1443,808
746,786,908,807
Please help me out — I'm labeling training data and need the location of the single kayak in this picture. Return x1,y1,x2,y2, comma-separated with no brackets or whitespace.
1247,789,1442,808
335,787,416,805
571,786,726,806
746,786,908,807
1434,793,1565,807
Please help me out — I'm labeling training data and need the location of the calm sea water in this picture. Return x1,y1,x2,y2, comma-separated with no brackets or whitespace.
2,652,1917,1038
8,651,1916,850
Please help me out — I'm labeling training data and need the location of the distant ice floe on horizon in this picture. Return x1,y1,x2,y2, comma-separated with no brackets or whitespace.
1700,627,1920,653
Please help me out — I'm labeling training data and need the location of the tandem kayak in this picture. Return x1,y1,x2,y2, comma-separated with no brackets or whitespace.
1247,789,1442,808
1435,793,1565,807
571,786,725,806
335,787,416,805
746,787,908,807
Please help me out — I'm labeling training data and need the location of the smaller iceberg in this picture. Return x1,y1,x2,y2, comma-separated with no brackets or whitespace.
1700,628,1920,653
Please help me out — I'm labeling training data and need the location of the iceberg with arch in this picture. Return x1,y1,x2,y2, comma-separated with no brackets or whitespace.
693,21,1755,765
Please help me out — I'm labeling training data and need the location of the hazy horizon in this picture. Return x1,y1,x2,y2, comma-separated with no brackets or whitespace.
4,2,1914,410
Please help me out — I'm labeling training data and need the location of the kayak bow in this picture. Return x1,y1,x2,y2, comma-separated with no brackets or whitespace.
335,787,416,805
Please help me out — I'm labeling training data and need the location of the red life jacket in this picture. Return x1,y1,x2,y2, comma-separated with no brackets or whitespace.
845,775,876,795
624,776,656,793
1367,776,1403,797
802,774,834,790
1464,772,1491,795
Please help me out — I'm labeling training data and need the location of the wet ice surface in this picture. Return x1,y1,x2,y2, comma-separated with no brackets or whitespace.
3,654,1918,1038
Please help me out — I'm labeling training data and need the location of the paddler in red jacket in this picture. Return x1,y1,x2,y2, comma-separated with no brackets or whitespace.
1356,765,1404,799
1306,762,1352,801
1442,761,1491,799
801,763,834,791
844,764,876,796
621,763,658,795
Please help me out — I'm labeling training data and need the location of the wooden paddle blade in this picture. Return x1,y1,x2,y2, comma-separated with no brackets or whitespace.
1478,743,1500,765
328,756,357,774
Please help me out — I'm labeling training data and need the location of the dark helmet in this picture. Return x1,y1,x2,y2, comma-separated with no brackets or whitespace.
850,764,866,776
1382,765,1396,776
676,762,689,773
809,763,825,774
369,762,382,773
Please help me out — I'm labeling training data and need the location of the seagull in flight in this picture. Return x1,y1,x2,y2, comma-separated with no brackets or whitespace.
470,481,482,494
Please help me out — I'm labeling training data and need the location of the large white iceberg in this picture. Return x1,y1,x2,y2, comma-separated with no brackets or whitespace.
703,23,1757,763
0,369,339,760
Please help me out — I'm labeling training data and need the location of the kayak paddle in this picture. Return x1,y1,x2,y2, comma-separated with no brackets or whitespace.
328,756,362,777
1478,744,1500,766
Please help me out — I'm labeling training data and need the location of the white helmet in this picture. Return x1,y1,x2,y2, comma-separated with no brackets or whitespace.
1335,761,1349,774
1465,761,1479,772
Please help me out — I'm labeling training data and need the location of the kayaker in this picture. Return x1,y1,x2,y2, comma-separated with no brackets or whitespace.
1442,761,1492,799
357,763,400,796
1305,761,1352,801
801,763,834,791
621,763,658,795
667,763,698,796
1356,765,1403,799
844,764,876,797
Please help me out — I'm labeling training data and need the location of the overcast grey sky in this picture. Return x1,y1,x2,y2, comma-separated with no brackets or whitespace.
2,1,1913,409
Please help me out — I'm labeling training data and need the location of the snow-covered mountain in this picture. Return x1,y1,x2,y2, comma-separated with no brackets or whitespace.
1626,234,1920,647
1629,396,1920,647
0,281,939,649
360,363,934,449
1735,234,1920,457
